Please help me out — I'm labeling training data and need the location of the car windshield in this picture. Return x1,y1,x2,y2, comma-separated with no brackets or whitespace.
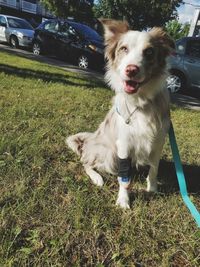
69,22,102,41
7,18,33,30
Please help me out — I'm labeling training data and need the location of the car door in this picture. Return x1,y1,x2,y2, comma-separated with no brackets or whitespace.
56,22,81,59
0,16,7,42
39,20,60,54
67,25,84,59
54,22,72,57
184,39,200,88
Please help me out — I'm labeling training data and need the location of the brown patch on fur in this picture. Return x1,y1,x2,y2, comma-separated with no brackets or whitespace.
149,27,175,56
105,117,110,126
148,28,175,77
91,156,97,167
144,45,166,78
112,39,129,68
74,137,84,155
100,19,129,40
100,19,129,62
142,43,157,65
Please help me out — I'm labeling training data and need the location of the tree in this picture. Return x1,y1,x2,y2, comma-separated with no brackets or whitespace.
94,0,184,30
41,0,94,22
165,20,190,40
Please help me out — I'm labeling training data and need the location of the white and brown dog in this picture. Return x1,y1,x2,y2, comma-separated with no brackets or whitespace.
67,19,174,209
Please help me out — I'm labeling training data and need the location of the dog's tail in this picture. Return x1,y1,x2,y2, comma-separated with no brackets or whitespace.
66,132,91,156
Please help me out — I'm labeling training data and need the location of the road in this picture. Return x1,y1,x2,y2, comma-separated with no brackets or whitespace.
0,43,200,111
0,43,104,82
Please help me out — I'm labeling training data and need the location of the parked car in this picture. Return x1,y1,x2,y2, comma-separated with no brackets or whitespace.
0,14,34,48
32,19,104,69
167,37,200,93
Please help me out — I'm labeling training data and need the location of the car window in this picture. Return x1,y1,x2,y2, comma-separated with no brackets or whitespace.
44,21,59,33
0,16,6,26
69,22,102,41
7,18,33,30
186,40,200,58
175,39,186,55
59,22,78,38
59,22,70,37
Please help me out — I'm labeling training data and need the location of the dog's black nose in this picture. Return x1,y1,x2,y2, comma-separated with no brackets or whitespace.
125,64,140,77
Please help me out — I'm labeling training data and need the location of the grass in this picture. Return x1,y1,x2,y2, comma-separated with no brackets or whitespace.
0,50,200,267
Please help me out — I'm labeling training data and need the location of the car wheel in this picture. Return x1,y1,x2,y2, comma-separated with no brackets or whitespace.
10,36,19,48
166,72,185,93
78,55,89,69
33,42,42,55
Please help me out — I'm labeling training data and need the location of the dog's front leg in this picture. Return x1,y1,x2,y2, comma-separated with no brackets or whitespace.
146,164,158,192
146,146,164,192
116,139,131,209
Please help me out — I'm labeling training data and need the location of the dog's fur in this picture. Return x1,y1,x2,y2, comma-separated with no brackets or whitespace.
66,19,174,208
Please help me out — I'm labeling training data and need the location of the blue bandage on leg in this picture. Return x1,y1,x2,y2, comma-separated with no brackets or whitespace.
118,157,132,182
121,177,130,182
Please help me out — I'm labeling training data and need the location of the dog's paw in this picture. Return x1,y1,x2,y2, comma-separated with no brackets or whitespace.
91,174,104,187
116,197,130,209
146,184,158,193
85,168,104,187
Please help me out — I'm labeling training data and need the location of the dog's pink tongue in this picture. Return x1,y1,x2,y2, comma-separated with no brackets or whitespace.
124,80,139,94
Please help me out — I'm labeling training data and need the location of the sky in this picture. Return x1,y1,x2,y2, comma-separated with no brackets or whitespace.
178,0,200,24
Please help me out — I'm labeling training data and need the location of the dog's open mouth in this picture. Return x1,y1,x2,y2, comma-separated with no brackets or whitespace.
123,80,140,94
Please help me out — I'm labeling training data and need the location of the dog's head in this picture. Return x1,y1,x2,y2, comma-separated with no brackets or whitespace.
101,19,175,96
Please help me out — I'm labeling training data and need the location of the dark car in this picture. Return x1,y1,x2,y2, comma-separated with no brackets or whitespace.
167,37,200,93
32,19,104,69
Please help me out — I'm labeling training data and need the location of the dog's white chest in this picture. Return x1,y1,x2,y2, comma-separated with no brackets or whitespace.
117,103,160,165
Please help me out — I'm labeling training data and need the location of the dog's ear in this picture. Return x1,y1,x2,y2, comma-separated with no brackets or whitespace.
99,19,129,62
149,27,175,55
100,19,129,43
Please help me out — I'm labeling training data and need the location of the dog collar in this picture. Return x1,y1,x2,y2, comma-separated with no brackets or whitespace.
115,101,138,124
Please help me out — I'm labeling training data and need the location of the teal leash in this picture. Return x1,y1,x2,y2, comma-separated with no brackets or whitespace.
116,101,200,226
169,122,200,227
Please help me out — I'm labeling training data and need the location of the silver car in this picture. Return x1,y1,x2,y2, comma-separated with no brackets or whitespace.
0,14,34,48
167,37,200,93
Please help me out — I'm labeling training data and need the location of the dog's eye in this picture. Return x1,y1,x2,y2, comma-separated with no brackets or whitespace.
144,47,155,59
120,46,129,53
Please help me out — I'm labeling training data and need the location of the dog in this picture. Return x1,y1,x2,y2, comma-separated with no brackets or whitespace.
66,19,174,209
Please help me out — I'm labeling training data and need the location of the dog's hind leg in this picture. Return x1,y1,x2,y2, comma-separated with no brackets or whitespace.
66,132,91,156
84,166,104,187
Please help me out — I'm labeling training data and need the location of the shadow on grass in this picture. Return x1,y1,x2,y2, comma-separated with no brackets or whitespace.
158,159,200,194
129,160,200,206
133,159,200,194
0,47,105,79
0,63,105,88
170,93,200,110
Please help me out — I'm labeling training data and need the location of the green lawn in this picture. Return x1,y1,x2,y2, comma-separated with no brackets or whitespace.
0,51,200,267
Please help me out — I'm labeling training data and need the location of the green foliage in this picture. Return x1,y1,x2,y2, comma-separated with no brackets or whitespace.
165,20,190,40
41,0,94,21
94,0,184,30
